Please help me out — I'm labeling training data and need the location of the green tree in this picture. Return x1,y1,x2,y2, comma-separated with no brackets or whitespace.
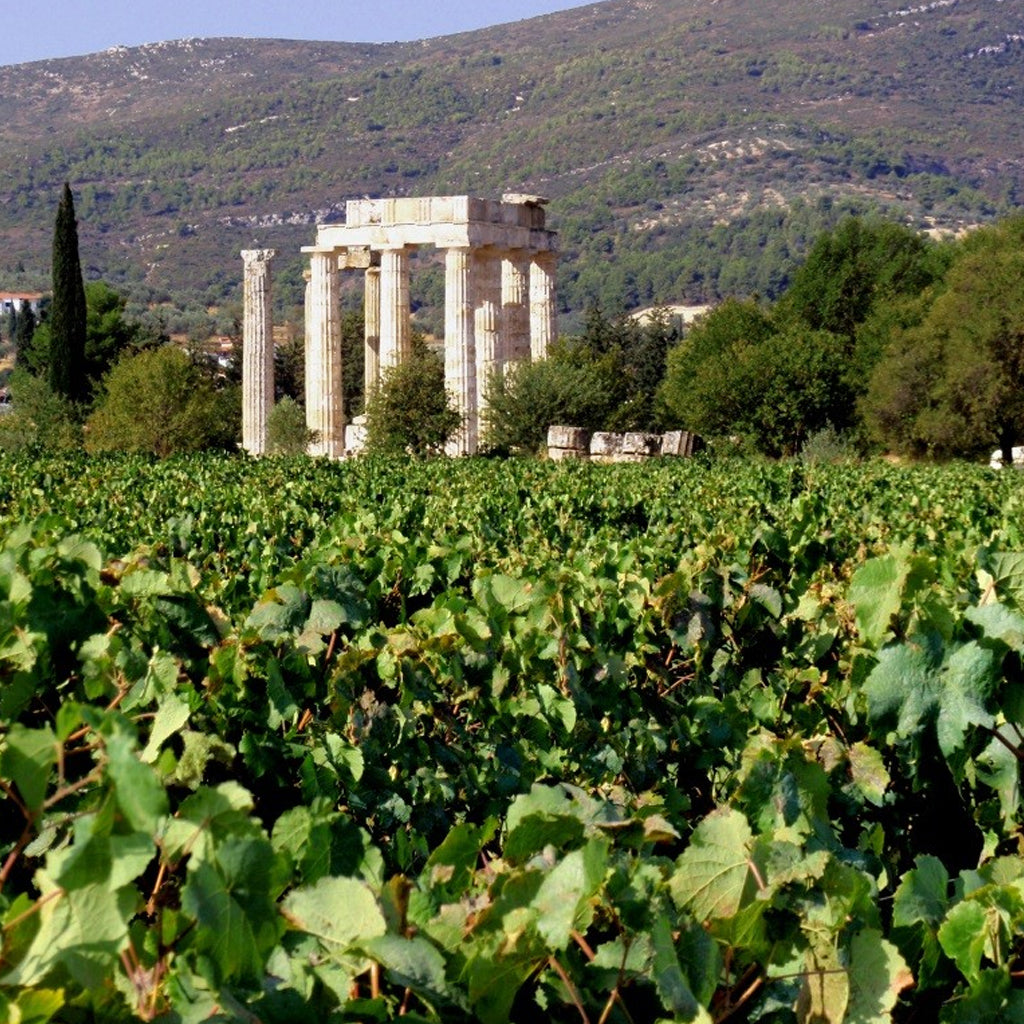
774,217,941,342
48,183,88,404
863,216,1024,462
266,396,318,455
85,345,236,456
482,349,619,455
659,298,774,440
13,301,40,373
0,368,81,451
84,281,156,394
364,342,461,456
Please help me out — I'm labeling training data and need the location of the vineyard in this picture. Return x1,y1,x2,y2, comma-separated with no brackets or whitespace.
1,451,1024,1022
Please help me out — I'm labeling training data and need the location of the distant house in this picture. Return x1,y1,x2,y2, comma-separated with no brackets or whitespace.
0,292,45,316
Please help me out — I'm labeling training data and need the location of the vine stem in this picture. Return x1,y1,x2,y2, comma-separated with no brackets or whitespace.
0,887,62,932
549,955,590,1024
0,822,34,895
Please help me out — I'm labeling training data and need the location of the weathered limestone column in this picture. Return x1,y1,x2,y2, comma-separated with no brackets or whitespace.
241,249,275,456
474,247,502,429
379,247,411,370
529,250,558,360
444,246,477,455
501,249,530,364
305,250,344,457
364,265,381,396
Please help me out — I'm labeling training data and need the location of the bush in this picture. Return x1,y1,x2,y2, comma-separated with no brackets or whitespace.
85,345,237,456
364,344,461,456
266,396,318,455
0,369,82,452
481,353,618,455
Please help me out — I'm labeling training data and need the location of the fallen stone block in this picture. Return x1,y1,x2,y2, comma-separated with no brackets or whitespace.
547,425,591,450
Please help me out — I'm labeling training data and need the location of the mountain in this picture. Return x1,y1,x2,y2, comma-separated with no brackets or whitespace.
0,0,1022,334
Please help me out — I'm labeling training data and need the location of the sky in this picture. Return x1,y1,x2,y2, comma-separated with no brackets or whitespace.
0,0,600,67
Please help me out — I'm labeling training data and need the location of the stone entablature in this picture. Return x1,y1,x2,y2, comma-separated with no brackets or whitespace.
315,195,555,252
241,194,558,459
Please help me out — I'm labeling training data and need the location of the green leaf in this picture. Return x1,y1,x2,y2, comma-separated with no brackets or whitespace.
847,741,890,807
670,808,758,922
180,836,280,982
5,988,66,1024
2,724,56,812
140,691,191,763
863,641,996,756
893,856,949,928
846,929,913,1024
363,934,456,1006
934,642,997,756
938,899,988,986
650,912,708,1021
849,554,906,647
105,728,168,834
797,945,848,1024
282,875,386,953
530,838,609,950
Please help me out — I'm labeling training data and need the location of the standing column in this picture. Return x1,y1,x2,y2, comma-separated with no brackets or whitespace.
529,250,558,360
241,249,275,456
363,265,381,397
305,250,344,457
379,247,411,370
474,247,502,437
501,249,530,364
444,246,476,455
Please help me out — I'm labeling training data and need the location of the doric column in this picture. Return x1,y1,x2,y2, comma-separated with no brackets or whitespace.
474,247,502,434
444,246,477,455
379,247,411,370
241,249,275,455
529,250,558,360
364,265,381,397
305,250,344,457
501,249,530,364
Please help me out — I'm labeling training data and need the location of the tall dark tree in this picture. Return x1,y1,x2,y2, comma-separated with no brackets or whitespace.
49,183,88,403
14,300,38,369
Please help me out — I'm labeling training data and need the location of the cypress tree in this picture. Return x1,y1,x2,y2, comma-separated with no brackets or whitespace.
49,182,87,403
14,300,38,367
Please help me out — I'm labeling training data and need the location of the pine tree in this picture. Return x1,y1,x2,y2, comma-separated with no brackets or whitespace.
49,183,87,403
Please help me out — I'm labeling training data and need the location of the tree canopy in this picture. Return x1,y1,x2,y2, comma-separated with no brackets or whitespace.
86,345,237,456
863,216,1024,462
363,342,461,456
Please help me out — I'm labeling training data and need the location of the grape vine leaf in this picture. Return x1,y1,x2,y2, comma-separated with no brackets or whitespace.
669,808,760,922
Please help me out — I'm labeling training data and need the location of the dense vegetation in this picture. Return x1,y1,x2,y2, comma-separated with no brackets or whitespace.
3,451,1024,1021
0,0,1022,333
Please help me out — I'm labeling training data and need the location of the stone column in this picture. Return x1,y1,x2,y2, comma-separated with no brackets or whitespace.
474,247,502,433
529,250,557,360
305,250,344,457
501,249,530,364
363,265,381,397
241,249,275,455
379,247,411,370
444,246,477,455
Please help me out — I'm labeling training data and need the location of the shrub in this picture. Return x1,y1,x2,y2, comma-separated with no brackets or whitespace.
85,345,237,456
266,396,318,455
364,344,461,456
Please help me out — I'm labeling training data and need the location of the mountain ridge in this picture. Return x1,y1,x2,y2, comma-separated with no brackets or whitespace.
0,0,1021,330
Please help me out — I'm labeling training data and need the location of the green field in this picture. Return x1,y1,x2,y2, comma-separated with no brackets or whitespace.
2,452,1023,1022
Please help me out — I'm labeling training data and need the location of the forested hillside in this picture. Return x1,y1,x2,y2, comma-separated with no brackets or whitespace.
0,0,1022,332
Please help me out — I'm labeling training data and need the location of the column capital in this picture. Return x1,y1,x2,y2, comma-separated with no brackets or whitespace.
241,248,277,264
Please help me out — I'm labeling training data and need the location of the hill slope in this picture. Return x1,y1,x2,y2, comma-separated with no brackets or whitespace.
0,0,1022,329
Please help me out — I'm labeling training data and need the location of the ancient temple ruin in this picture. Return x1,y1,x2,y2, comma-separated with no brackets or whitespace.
241,194,557,456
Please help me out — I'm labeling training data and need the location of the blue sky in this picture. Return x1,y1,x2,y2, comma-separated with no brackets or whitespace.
0,1,599,66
